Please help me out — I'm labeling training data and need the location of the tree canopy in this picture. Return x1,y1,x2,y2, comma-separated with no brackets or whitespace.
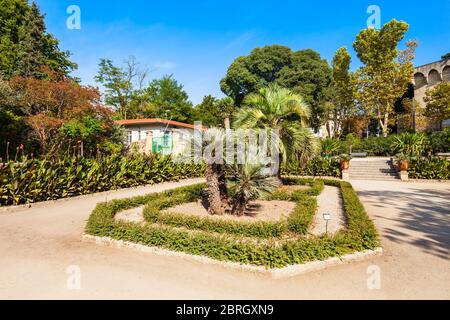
138,75,193,123
220,45,332,131
0,0,76,79
353,19,416,136
423,82,450,130
327,47,356,137
193,95,235,127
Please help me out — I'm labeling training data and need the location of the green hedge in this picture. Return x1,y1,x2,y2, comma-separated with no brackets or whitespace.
143,178,323,238
0,154,205,206
409,157,450,180
281,157,341,177
85,179,379,268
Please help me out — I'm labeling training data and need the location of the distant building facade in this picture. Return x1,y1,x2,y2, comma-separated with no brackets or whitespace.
412,58,450,131
116,118,198,155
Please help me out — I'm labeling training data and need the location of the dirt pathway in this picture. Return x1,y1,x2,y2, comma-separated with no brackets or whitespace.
0,178,449,299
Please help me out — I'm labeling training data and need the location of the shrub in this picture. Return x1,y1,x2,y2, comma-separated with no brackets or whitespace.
0,154,205,206
321,138,341,157
144,178,322,238
409,157,450,180
391,132,427,157
428,129,450,153
281,157,341,177
85,179,379,268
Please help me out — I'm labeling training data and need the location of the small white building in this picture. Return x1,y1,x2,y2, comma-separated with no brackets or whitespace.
116,118,198,155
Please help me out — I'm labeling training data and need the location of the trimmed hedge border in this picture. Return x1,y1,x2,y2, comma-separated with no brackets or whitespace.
143,178,323,238
85,179,379,268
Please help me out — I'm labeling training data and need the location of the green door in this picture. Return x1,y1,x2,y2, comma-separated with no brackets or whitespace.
152,133,173,155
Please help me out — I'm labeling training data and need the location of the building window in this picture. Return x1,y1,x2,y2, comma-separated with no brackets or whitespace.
127,130,132,144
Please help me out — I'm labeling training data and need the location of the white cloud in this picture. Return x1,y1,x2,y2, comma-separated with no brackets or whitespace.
225,31,256,49
154,61,176,69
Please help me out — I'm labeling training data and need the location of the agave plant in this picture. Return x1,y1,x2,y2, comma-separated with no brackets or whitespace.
391,132,428,157
321,138,341,157
228,162,279,216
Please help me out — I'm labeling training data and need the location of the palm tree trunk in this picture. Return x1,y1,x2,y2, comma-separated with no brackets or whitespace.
231,193,248,216
205,163,227,215
217,164,229,208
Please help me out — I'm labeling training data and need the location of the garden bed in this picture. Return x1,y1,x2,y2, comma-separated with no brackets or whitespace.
85,178,380,269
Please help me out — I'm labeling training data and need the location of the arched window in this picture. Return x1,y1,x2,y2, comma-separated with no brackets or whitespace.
442,66,450,82
428,69,441,85
414,72,427,88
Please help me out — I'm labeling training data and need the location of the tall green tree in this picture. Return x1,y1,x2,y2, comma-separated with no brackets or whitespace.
234,84,318,165
328,47,355,137
423,82,450,130
95,56,147,120
0,0,76,79
220,45,332,131
193,95,236,127
140,75,193,122
353,20,417,137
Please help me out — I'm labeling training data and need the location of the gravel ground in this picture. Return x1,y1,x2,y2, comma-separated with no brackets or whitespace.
165,200,296,222
311,186,346,235
1,178,449,299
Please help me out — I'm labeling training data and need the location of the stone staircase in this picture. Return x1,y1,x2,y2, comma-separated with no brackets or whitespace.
349,158,399,180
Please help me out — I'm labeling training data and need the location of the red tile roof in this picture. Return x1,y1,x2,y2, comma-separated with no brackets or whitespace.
115,118,201,129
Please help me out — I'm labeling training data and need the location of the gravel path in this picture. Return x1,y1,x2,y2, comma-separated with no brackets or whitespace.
311,186,345,235
1,178,449,299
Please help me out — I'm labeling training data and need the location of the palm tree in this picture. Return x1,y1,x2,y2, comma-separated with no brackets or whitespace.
228,162,279,215
201,128,229,215
233,84,318,169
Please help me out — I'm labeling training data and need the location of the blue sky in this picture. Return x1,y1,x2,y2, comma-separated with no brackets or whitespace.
36,0,450,105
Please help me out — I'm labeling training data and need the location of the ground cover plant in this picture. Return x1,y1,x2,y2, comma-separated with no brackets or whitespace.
85,178,379,268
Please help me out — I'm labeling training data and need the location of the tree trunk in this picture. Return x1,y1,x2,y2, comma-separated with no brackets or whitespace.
231,193,248,216
224,117,230,129
217,164,229,208
205,163,228,215
380,112,389,137
326,121,332,138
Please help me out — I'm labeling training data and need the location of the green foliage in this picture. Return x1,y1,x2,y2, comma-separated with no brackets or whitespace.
0,154,204,206
85,179,379,268
428,129,450,153
281,157,341,177
328,47,356,137
423,82,450,129
234,84,319,163
143,179,321,238
409,157,450,180
346,136,396,156
321,138,341,157
353,20,416,136
95,57,146,120
228,162,279,215
193,96,235,127
59,116,125,155
220,45,332,131
391,132,427,157
138,75,194,123
0,0,76,79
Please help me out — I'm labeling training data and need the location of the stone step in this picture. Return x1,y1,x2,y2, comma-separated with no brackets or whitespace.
348,168,398,173
350,172,399,176
350,175,400,180
350,163,394,167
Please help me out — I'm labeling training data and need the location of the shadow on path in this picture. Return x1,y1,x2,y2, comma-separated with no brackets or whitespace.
358,187,450,260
